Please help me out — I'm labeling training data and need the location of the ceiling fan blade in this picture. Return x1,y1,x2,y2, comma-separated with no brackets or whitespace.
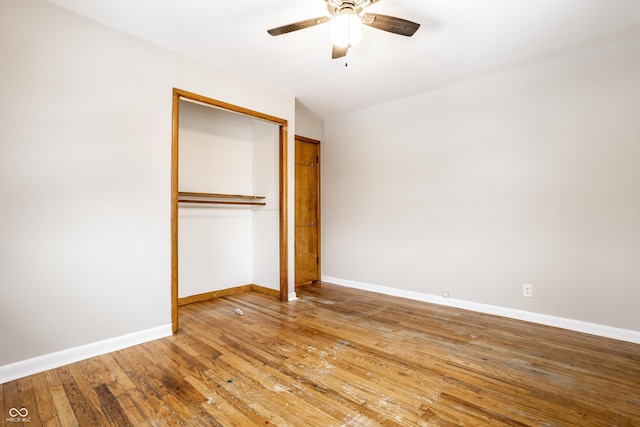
332,45,349,59
362,13,420,37
267,16,329,36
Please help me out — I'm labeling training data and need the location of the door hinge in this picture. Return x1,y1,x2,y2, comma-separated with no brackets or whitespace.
316,256,319,265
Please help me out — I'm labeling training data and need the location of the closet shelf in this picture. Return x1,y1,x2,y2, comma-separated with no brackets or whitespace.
178,191,266,206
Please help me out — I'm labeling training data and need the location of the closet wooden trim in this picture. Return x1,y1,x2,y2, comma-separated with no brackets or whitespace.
178,284,280,306
171,89,180,333
178,192,267,206
171,87,289,334
174,88,287,126
179,285,253,306
178,200,267,206
178,191,266,199
279,124,289,302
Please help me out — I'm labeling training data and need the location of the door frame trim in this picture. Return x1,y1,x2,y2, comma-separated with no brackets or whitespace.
294,135,321,285
171,88,289,333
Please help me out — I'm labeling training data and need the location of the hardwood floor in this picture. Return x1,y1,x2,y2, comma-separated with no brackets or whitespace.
2,283,639,426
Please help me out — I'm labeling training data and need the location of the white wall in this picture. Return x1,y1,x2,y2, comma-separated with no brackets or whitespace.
179,102,255,195
323,35,640,335
178,102,281,296
295,100,323,141
178,102,254,296
0,0,295,371
252,120,282,290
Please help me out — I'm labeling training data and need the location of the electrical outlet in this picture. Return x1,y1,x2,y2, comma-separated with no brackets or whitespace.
442,291,450,298
522,283,533,297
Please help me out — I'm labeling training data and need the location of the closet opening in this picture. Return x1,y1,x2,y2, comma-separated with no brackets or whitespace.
171,88,288,333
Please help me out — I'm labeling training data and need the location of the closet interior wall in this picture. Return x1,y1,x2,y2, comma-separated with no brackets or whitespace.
178,100,280,298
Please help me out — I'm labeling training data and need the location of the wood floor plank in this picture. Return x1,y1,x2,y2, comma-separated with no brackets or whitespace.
107,348,178,425
96,353,137,393
17,376,43,427
3,283,640,426
48,385,79,427
3,378,19,414
93,383,133,426
58,365,108,426
31,373,61,427
118,343,209,424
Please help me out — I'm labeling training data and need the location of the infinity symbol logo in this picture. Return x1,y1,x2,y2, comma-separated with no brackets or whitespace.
9,408,28,417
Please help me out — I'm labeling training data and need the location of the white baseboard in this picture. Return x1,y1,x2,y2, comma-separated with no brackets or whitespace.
322,276,640,345
0,324,172,384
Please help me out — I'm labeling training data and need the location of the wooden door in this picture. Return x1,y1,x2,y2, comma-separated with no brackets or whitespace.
295,136,320,285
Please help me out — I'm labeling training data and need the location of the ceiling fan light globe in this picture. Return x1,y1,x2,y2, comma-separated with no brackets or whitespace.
330,12,362,48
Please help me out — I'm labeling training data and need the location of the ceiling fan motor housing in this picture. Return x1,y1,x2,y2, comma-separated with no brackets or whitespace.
326,0,377,16
330,3,363,48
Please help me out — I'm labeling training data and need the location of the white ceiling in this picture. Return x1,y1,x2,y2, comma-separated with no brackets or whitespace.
45,0,640,119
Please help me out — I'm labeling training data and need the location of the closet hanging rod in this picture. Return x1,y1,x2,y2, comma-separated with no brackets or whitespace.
178,199,266,206
178,191,266,200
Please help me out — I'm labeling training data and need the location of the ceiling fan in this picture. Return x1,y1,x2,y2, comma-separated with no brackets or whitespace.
267,0,420,59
